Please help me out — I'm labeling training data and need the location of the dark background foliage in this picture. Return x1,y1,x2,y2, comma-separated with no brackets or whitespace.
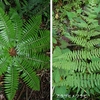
0,0,50,29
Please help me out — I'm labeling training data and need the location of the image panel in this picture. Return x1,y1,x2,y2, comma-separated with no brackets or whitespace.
53,0,100,100
0,0,50,100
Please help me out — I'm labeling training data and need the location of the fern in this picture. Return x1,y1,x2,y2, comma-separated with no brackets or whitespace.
0,7,49,100
0,0,50,17
53,0,100,97
21,0,49,14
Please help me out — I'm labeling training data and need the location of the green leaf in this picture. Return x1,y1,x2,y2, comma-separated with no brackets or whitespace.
67,12,77,20
53,46,62,57
20,62,40,90
4,66,19,100
60,39,68,49
4,0,10,5
55,86,67,95
53,69,61,83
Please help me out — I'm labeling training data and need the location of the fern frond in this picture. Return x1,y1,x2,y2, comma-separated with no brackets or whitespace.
67,35,87,47
53,73,100,95
0,8,15,47
4,66,19,100
18,60,40,90
21,15,41,41
9,9,23,47
17,30,49,52
0,57,8,75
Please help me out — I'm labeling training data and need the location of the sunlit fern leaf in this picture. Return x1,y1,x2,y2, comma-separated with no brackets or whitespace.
0,7,49,100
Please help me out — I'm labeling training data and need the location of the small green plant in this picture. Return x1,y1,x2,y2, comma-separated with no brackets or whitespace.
53,0,100,99
0,7,49,100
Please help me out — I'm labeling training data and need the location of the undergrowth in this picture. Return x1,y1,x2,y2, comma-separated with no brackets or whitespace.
53,0,100,100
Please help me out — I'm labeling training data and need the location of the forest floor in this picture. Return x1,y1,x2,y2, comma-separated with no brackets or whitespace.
0,69,50,100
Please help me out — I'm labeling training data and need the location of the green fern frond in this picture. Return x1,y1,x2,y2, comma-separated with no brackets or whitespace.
0,57,8,75
4,66,19,100
19,60,40,90
18,30,50,52
21,15,41,40
0,8,14,46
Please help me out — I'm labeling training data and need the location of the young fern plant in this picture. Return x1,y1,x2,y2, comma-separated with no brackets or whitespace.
0,8,49,100
53,0,100,96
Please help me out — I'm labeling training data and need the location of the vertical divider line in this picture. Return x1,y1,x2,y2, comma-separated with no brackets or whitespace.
50,0,52,100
